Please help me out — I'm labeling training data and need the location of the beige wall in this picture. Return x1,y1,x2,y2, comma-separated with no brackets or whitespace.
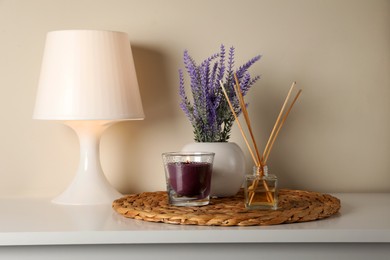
0,0,389,198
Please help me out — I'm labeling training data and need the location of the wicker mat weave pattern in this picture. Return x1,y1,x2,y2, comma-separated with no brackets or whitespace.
112,189,341,226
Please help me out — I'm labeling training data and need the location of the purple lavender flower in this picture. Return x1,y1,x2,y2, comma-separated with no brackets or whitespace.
179,45,261,142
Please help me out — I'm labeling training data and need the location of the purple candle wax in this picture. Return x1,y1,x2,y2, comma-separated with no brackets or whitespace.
167,161,212,197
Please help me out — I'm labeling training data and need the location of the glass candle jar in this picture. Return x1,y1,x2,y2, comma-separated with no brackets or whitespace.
162,152,215,207
244,165,278,210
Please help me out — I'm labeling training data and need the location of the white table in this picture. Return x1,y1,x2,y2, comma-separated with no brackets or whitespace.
0,193,389,260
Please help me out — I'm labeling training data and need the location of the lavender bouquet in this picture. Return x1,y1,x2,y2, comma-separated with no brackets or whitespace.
179,45,261,142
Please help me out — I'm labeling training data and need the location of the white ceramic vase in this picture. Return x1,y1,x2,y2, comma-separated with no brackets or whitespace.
181,142,246,197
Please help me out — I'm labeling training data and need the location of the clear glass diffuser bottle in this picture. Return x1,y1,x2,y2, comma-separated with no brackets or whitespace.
244,165,278,210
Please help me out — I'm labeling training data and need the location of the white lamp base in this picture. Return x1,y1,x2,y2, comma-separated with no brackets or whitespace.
52,121,122,205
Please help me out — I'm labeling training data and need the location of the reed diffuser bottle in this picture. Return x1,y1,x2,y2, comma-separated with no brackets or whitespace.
220,74,301,211
244,165,278,210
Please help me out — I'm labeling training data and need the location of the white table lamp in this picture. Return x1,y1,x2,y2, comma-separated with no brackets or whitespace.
34,30,144,205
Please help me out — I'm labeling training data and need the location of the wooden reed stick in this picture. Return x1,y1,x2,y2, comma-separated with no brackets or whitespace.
263,89,302,164
262,82,296,161
241,80,302,206
233,74,263,170
257,84,301,204
222,77,273,204
232,75,272,203
219,81,259,167
247,82,301,204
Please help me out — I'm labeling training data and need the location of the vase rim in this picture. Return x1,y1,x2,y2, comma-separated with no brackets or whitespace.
192,141,236,144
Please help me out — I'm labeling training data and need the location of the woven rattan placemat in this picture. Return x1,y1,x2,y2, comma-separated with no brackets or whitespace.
112,189,341,226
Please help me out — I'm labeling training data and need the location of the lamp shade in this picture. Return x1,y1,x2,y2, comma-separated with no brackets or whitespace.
33,30,144,120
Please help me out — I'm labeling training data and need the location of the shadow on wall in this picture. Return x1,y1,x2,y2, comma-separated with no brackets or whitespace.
102,45,177,194
132,45,178,124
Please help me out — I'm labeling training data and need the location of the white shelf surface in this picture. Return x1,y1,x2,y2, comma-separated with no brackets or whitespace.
0,193,389,246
